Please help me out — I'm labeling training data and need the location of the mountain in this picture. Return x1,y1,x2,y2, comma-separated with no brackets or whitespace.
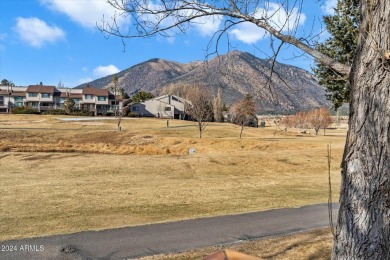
77,51,328,113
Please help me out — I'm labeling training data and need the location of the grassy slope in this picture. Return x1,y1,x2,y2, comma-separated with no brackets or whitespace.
0,114,346,241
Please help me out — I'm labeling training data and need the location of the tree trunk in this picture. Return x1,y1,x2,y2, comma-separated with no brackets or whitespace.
239,125,244,139
332,1,390,259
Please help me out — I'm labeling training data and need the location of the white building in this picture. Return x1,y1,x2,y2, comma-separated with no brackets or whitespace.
130,94,191,119
0,85,124,115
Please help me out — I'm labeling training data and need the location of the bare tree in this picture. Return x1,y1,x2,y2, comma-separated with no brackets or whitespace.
99,1,390,258
309,107,333,135
290,111,311,133
230,95,257,138
186,87,213,138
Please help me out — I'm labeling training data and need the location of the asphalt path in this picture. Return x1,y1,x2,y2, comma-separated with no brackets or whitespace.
0,203,339,260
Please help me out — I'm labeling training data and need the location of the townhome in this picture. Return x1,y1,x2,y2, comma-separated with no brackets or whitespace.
0,86,28,113
25,85,56,111
57,88,83,109
1,85,189,118
0,85,125,115
82,87,119,115
154,95,191,119
130,94,191,119
0,89,10,112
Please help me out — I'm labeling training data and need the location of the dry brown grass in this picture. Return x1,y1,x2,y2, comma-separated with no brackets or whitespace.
0,114,346,241
140,228,332,260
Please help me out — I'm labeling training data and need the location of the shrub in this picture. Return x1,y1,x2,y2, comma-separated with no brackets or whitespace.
42,109,68,115
126,112,139,117
10,106,40,114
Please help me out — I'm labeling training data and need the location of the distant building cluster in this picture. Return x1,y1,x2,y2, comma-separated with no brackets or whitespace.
0,84,122,115
0,84,191,118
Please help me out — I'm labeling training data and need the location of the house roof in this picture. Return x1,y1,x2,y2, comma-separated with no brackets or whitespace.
59,91,83,99
0,90,26,97
11,92,26,97
69,94,83,99
154,94,191,104
82,87,109,96
27,85,55,93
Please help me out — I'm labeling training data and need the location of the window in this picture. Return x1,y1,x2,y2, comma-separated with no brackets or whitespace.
85,94,93,100
42,93,51,98
28,93,38,97
132,106,139,111
0,96,3,106
14,97,23,107
41,103,52,107
98,96,106,101
60,98,66,103
164,107,171,111
31,102,38,108
72,98,80,103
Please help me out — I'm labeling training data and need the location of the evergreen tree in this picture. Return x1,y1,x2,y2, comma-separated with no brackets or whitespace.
313,0,359,110
131,91,154,103
213,87,223,122
1,79,10,86
119,87,130,99
64,97,75,114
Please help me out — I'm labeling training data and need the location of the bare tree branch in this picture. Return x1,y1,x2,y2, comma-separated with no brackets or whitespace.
99,0,351,75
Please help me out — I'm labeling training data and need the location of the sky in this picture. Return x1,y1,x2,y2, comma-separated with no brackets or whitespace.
0,0,337,88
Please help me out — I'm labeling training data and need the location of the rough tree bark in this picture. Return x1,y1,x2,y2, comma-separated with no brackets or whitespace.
332,1,390,259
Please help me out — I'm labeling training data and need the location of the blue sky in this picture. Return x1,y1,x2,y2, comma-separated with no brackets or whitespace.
0,0,337,88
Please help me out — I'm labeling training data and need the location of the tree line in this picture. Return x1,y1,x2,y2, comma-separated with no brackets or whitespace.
280,107,333,135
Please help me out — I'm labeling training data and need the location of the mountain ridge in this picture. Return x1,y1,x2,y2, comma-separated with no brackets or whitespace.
77,51,328,113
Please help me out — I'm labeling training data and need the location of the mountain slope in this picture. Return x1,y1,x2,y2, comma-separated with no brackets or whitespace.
77,51,328,113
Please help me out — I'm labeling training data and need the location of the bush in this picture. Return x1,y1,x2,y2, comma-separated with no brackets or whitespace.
126,112,139,117
11,106,40,114
42,109,68,115
44,109,95,116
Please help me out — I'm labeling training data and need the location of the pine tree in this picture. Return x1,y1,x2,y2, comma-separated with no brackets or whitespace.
213,87,223,122
313,0,359,110
64,97,75,114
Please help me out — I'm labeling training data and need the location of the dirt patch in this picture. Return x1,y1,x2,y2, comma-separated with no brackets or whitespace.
72,122,105,126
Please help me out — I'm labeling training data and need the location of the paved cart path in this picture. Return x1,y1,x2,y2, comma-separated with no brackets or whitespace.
0,203,338,260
